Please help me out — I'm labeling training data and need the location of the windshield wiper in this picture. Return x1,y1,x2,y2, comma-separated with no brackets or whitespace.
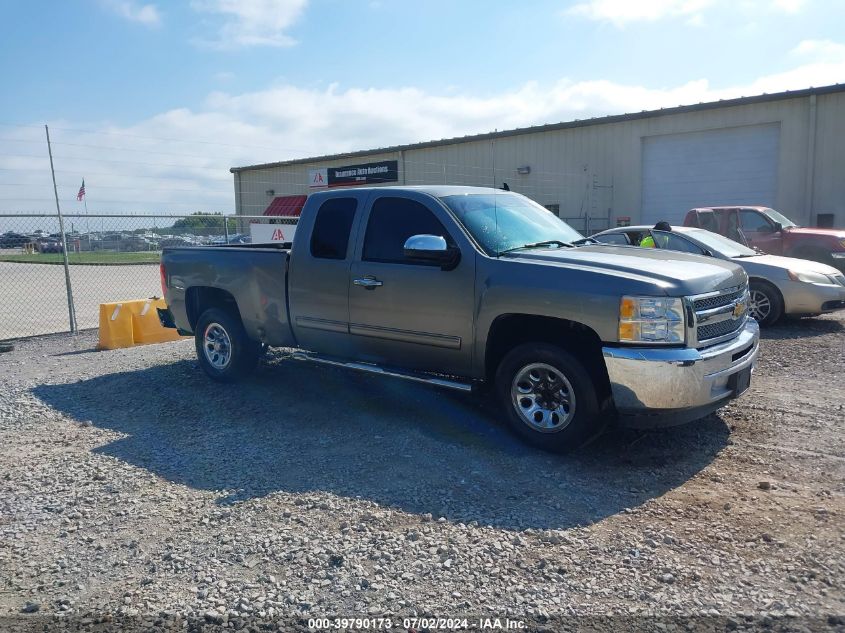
500,240,573,255
571,237,598,246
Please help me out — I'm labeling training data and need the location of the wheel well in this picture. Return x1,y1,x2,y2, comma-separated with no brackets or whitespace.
185,286,240,331
749,277,784,300
485,314,612,407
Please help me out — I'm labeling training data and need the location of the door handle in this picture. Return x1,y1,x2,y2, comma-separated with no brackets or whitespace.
353,276,383,289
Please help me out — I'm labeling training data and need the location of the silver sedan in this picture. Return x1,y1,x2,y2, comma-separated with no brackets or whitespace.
591,225,845,326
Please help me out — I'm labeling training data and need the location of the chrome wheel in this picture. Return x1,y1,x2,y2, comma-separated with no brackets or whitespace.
748,289,771,322
203,323,232,370
511,363,576,433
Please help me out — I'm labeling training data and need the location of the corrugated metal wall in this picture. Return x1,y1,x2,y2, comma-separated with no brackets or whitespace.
234,91,844,229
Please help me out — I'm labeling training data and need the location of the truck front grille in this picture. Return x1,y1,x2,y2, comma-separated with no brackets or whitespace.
693,287,744,311
698,317,745,341
692,284,749,346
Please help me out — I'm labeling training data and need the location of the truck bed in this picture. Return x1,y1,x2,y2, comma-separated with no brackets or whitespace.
161,245,294,346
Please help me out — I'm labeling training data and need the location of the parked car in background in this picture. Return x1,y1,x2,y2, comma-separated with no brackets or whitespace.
159,236,197,249
592,225,845,326
0,232,33,248
92,233,157,252
34,238,64,254
683,206,845,273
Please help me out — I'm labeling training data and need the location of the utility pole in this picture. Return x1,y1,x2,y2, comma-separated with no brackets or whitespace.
45,125,77,333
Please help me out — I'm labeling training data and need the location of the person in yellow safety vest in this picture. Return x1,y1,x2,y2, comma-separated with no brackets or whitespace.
639,221,672,248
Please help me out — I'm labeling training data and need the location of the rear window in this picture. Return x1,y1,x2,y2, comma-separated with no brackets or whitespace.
310,197,357,259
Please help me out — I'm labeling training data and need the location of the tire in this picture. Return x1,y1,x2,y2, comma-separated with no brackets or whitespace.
748,280,784,326
194,307,261,382
495,343,601,453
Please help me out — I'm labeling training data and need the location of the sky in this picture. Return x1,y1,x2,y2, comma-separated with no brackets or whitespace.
0,0,844,215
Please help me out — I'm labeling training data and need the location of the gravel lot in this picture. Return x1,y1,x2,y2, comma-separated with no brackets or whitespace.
0,315,843,632
0,261,160,340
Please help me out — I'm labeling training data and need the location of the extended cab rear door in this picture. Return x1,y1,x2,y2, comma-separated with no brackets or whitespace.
347,191,476,376
288,192,367,358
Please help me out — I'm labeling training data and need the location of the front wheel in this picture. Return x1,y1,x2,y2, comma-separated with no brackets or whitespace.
194,307,261,382
495,343,602,453
748,281,784,326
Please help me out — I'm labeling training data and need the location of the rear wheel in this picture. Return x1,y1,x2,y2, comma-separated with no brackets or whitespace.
748,280,784,326
495,343,602,453
194,307,261,382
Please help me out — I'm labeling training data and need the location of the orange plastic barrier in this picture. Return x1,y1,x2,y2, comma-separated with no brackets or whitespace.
97,298,187,350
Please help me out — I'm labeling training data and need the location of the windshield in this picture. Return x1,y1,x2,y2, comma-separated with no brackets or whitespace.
439,193,583,256
687,229,758,257
762,208,798,228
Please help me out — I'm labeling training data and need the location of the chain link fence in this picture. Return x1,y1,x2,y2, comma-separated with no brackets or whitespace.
0,213,295,341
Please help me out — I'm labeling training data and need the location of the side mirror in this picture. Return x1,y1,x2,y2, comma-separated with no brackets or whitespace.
772,221,783,232
403,234,460,270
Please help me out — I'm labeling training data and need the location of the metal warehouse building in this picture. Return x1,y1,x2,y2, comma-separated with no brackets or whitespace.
231,84,845,233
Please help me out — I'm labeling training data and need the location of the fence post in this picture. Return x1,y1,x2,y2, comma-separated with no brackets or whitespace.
45,125,78,334
224,214,230,244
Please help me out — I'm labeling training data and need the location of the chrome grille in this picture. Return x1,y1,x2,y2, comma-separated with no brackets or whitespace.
693,287,744,312
698,317,745,341
692,284,749,346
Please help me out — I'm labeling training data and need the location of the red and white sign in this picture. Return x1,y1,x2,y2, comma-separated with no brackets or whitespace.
250,223,297,244
308,168,328,188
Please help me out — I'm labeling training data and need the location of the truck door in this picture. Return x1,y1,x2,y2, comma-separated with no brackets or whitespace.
288,195,363,358
739,209,783,255
347,192,475,376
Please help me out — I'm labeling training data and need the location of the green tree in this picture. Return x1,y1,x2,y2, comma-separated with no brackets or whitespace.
171,212,236,232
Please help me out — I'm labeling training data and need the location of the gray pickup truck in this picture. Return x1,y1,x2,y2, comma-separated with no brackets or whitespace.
160,186,759,452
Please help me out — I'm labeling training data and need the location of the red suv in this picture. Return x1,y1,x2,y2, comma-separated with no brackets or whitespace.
684,206,845,272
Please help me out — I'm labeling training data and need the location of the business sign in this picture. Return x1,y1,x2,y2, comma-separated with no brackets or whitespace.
250,223,297,244
308,168,328,188
327,160,398,187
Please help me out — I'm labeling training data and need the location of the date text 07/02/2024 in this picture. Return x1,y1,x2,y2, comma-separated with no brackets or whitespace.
307,617,526,630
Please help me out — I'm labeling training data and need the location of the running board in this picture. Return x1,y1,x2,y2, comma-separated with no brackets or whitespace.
290,352,474,392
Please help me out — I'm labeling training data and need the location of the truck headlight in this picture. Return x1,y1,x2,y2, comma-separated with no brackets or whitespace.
619,296,685,344
788,270,832,284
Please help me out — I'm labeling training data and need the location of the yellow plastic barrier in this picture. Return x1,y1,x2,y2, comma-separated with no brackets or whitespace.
98,298,187,350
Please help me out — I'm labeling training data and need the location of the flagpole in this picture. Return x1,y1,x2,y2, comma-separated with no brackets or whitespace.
45,124,78,333
83,184,91,251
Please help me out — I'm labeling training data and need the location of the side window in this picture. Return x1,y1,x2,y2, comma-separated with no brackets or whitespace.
740,210,772,233
595,232,630,245
310,197,357,259
656,231,706,255
697,211,719,233
362,197,452,264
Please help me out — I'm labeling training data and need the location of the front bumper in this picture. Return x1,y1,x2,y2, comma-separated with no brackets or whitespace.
602,319,759,428
781,279,845,315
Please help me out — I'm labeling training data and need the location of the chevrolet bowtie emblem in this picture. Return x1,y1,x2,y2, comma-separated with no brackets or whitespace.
733,301,747,319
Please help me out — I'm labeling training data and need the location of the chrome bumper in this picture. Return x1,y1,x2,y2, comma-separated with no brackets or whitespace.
602,320,759,427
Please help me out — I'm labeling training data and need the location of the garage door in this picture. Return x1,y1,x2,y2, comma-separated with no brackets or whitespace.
642,123,780,225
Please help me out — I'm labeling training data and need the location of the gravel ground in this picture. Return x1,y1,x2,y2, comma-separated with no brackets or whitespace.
0,315,843,632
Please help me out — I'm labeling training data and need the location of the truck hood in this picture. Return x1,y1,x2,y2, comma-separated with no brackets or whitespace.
502,245,746,295
785,226,845,241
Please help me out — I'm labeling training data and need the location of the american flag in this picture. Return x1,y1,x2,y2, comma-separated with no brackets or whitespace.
77,179,85,201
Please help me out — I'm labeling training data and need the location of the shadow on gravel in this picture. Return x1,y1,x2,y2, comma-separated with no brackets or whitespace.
761,316,843,340
33,353,729,530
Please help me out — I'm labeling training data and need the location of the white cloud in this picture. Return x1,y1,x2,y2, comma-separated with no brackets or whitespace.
567,0,716,26
566,0,811,26
792,39,845,60
773,0,808,12
1,39,842,215
101,0,161,26
190,0,308,49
